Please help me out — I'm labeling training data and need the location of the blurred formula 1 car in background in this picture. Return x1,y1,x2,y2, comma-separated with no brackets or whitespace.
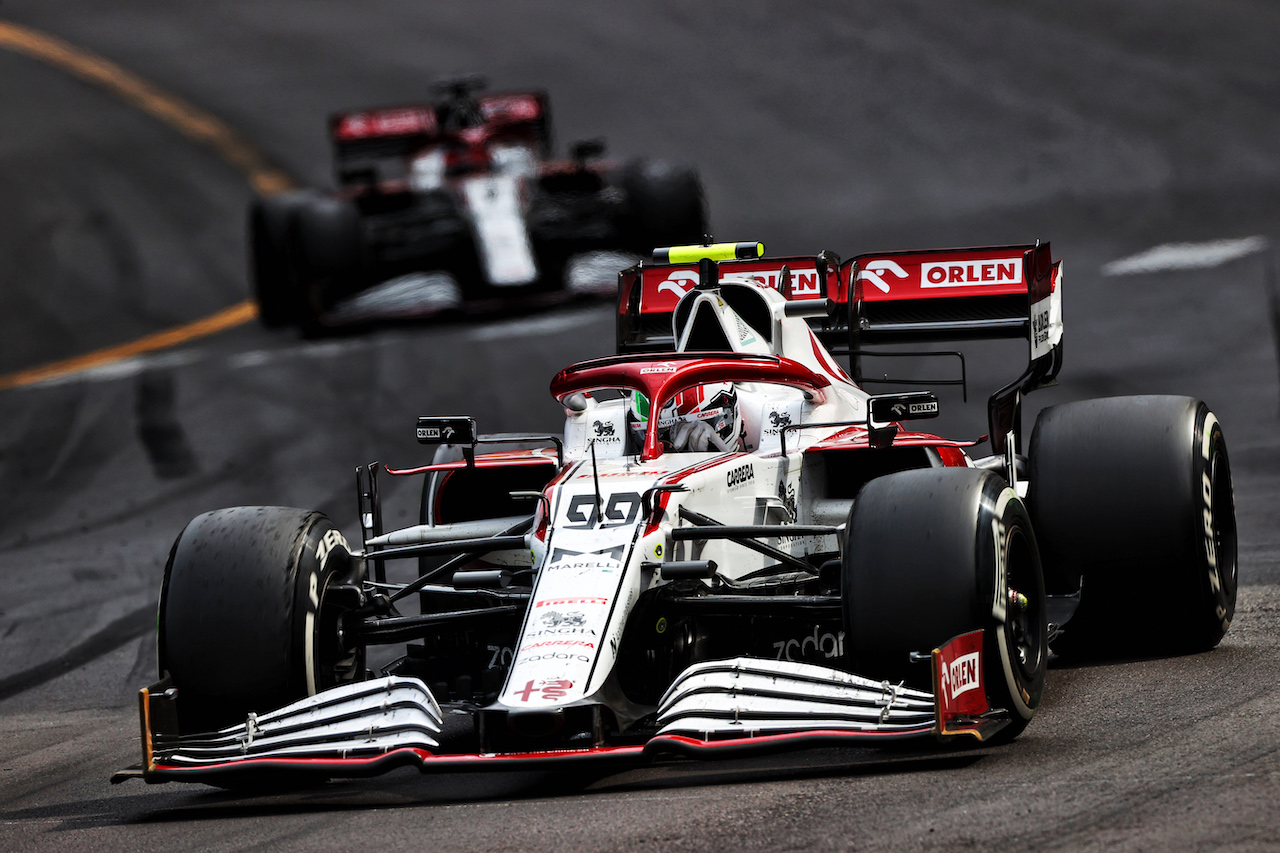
116,241,1236,788
249,75,707,330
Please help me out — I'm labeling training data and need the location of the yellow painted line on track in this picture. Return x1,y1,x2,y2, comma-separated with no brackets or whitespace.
0,18,294,390
0,20,294,196
0,302,259,392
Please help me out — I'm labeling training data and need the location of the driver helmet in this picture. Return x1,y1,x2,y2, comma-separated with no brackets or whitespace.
627,383,743,452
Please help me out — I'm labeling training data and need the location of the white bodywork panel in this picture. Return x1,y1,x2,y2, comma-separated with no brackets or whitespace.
460,174,539,286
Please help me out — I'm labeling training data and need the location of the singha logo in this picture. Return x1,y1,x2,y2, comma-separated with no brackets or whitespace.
541,610,587,628
769,411,792,428
593,420,615,437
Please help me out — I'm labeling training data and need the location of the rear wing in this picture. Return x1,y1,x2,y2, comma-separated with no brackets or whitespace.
328,92,550,185
329,91,548,146
615,243,1063,455
616,252,841,353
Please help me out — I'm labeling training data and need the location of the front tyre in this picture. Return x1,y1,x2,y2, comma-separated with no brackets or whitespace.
843,468,1047,742
158,507,365,733
247,190,317,327
292,195,365,329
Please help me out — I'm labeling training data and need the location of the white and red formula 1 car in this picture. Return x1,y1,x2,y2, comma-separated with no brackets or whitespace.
116,241,1236,787
249,75,705,331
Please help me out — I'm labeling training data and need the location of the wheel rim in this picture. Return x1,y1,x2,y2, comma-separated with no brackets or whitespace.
1209,444,1238,616
314,557,366,692
1004,527,1046,691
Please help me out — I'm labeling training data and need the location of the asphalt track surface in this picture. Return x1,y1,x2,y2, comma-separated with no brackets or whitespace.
2,2,1280,850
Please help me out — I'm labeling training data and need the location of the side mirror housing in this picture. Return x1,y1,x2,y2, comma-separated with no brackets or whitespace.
416,416,478,447
867,392,940,429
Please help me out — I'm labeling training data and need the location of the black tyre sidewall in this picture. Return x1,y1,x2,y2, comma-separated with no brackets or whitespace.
1027,396,1237,654
248,192,312,327
843,468,1046,731
292,195,365,317
158,506,356,731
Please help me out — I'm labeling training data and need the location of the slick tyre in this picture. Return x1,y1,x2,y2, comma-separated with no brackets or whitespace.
292,196,364,328
844,468,1047,742
1027,396,1237,657
621,160,707,252
158,507,364,733
248,191,314,327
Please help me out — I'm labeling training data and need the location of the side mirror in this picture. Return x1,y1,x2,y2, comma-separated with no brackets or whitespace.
416,416,478,446
867,392,940,428
417,415,478,466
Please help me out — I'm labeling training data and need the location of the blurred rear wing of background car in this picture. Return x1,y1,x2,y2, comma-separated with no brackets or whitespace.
327,91,551,187
615,242,1063,456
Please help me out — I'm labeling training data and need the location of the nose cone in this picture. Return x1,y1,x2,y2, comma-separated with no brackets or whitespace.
506,707,565,738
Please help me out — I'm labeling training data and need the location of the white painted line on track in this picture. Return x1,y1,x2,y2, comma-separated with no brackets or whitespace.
194,338,367,374
1102,236,1269,276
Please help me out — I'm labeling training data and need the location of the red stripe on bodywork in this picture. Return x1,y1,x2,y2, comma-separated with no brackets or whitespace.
387,455,559,477
146,723,947,784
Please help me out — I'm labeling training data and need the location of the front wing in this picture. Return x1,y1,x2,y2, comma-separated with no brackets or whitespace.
113,631,1007,786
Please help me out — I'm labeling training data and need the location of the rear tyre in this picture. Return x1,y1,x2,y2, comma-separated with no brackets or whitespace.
843,468,1047,742
158,507,365,733
621,160,707,252
1027,396,1237,657
248,191,314,327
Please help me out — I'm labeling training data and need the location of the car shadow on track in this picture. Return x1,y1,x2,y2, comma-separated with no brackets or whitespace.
0,748,987,829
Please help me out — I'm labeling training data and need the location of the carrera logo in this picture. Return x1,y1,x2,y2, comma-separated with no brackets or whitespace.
942,651,981,701
921,258,1021,288
521,640,595,652
726,463,755,489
